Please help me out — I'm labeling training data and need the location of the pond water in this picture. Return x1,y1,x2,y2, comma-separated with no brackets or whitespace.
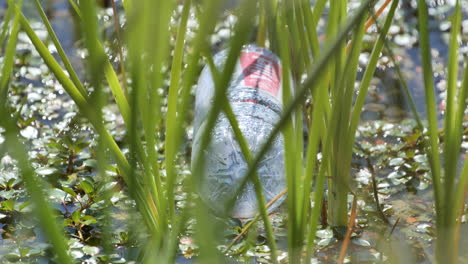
1,0,468,263
2,0,464,122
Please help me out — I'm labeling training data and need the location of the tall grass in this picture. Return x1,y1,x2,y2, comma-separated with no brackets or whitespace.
4,0,464,263
416,0,468,263
1,1,73,263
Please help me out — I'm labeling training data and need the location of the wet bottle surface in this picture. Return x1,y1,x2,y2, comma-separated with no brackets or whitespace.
192,45,286,218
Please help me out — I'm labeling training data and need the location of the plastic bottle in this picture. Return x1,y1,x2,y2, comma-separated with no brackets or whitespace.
192,45,286,218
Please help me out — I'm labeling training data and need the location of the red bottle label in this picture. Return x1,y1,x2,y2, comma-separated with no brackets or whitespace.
239,52,282,97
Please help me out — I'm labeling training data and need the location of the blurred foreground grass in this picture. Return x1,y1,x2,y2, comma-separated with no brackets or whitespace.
0,0,467,263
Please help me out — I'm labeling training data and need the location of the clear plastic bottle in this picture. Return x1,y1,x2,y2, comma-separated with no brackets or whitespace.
192,45,286,218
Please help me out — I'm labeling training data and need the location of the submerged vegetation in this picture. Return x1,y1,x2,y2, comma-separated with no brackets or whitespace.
0,0,467,263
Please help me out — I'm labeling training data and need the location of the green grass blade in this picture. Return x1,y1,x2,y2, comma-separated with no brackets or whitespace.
190,0,258,193
454,63,468,155
237,0,374,216
349,0,399,143
33,0,87,97
223,102,279,263
10,4,133,176
12,3,137,192
265,0,278,51
0,4,13,51
304,112,332,261
202,49,280,262
416,0,443,231
76,0,114,258
165,0,191,221
293,0,312,69
124,0,169,241
443,0,462,205
276,6,302,262
324,0,340,100
62,1,131,127
145,0,176,227
204,2,376,261
103,59,131,124
326,0,348,228
1,119,74,264
0,4,20,105
8,2,87,107
300,75,327,231
160,0,229,261
285,0,309,75
301,76,328,263
110,0,128,98
311,0,327,30
329,15,366,229
14,0,161,244
204,49,279,262
122,41,163,241
0,2,73,263
300,0,321,59
454,155,468,229
257,0,266,47
67,0,82,18
383,43,424,128
450,58,468,261
167,5,227,259
188,0,260,261
122,0,132,15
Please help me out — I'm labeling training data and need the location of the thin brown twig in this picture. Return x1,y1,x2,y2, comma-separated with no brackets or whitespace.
388,217,400,238
356,142,390,224
365,0,393,32
367,157,390,224
224,188,288,252
321,197,328,226
345,0,394,52
337,195,358,264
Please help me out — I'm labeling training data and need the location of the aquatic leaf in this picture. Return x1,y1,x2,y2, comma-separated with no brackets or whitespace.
82,159,97,168
18,200,32,211
6,178,17,188
5,254,20,262
62,187,77,198
36,167,57,175
316,228,334,239
351,238,371,247
70,249,84,259
81,215,97,225
1,199,15,211
317,237,335,247
403,133,420,146
19,126,38,139
389,157,404,166
388,171,405,179
79,180,94,194
416,180,429,190
72,210,81,223
416,223,431,233
82,245,100,255
49,188,68,201
18,247,31,257
413,154,428,163
63,218,73,227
